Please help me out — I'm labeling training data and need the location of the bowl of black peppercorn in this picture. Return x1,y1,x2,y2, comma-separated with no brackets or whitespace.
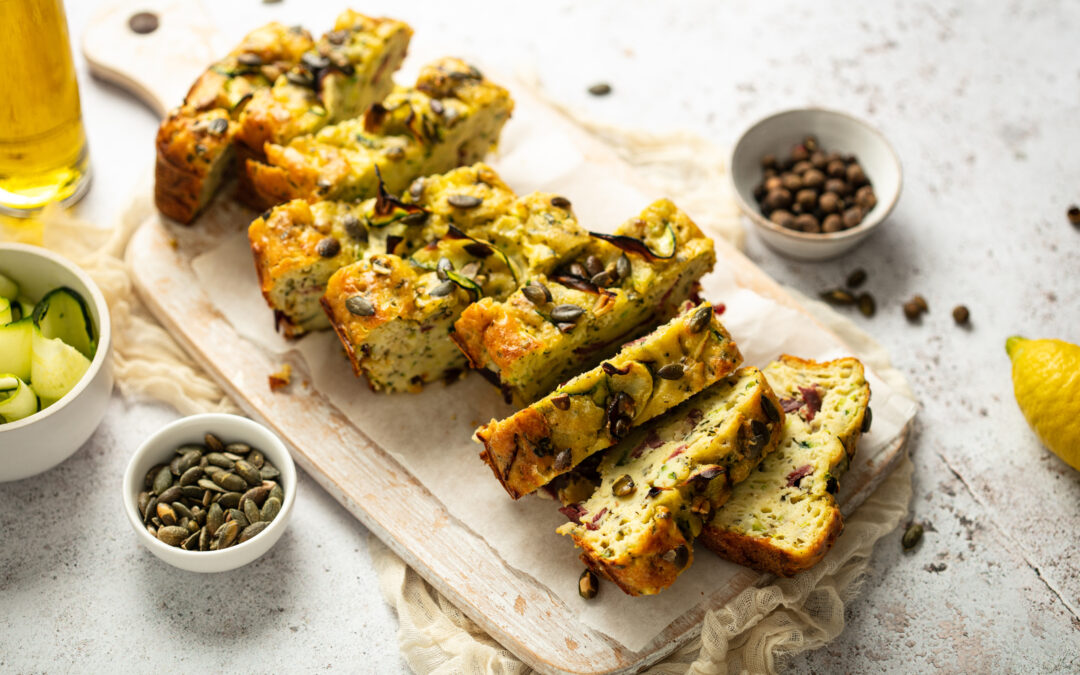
730,108,902,260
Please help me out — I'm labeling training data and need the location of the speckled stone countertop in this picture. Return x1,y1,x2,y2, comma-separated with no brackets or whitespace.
2,1,1077,673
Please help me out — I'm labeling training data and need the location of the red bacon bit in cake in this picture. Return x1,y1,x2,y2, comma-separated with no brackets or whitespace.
780,397,802,413
631,429,663,459
786,464,813,487
558,503,586,524
585,508,608,530
797,385,823,421
667,444,688,460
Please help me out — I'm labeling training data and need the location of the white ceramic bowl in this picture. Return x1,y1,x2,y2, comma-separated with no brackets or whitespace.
730,108,902,260
0,243,113,482
123,413,297,573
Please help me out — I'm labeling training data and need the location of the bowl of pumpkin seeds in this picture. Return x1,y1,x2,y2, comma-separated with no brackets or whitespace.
123,413,296,573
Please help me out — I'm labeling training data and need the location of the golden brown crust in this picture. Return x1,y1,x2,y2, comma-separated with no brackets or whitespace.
476,407,551,500
699,507,843,577
154,108,235,224
574,515,691,597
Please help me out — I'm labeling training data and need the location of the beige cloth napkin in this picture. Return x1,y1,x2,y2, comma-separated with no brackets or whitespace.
0,121,912,675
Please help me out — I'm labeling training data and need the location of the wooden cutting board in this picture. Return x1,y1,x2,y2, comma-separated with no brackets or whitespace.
84,3,910,672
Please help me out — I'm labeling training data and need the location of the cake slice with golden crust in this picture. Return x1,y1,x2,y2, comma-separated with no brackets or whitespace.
245,57,513,208
557,367,784,596
453,198,716,406
700,355,871,577
476,302,742,500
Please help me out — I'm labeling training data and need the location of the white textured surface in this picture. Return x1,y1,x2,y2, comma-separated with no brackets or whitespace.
1,1,1078,672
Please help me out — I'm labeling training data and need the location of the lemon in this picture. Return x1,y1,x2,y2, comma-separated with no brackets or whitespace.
1006,336,1080,470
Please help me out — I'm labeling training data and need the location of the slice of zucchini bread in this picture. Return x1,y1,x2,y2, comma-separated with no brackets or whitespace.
155,22,314,223
476,302,742,499
699,355,872,577
245,57,514,208
318,184,591,391
453,198,716,406
249,163,519,337
557,367,784,596
234,13,412,202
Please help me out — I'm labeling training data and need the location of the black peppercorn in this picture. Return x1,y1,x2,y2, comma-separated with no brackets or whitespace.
1068,205,1080,225
824,178,850,196
761,154,778,170
822,214,844,232
763,188,792,211
846,163,867,186
818,192,840,214
769,210,796,229
952,305,970,325
780,173,803,192
802,169,826,190
842,206,863,228
794,213,820,233
826,159,847,178
791,144,809,162
796,188,818,210
855,185,877,211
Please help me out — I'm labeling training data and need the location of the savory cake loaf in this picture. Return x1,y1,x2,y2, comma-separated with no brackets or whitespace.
476,302,742,500
700,355,871,577
155,13,411,224
453,198,716,406
245,57,514,208
319,179,591,391
557,367,784,596
249,163,519,337
234,12,412,202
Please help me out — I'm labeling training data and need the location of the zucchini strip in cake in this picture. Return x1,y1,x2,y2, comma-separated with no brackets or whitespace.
700,355,872,577
453,198,716,406
476,302,743,500
249,163,523,337
245,57,514,208
557,367,784,596
155,13,411,224
318,178,591,391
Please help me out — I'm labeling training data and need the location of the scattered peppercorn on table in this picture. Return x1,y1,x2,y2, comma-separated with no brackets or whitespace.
3,2,1078,673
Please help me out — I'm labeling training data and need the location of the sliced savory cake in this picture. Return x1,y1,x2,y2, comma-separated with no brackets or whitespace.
476,302,742,500
557,367,784,596
319,184,591,391
453,199,716,406
249,163,519,337
155,13,412,224
245,57,514,208
700,355,872,577
234,12,412,202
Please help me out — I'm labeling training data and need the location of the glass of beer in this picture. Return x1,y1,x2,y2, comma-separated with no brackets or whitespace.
0,0,91,217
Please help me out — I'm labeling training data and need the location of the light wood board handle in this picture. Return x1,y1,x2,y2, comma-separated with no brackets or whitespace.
82,0,220,118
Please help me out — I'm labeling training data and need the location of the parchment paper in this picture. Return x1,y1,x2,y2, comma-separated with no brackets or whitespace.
190,97,917,651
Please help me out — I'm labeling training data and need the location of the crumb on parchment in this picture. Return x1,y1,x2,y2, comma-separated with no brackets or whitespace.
269,363,292,392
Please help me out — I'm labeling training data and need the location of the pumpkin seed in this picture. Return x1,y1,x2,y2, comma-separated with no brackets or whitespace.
181,485,204,500
244,500,262,525
222,451,244,462
612,474,635,497
615,254,631,280
142,496,158,524
260,497,282,522
554,449,572,471
246,448,265,469
846,268,867,288
238,521,269,544
662,545,690,569
346,294,375,317
213,472,248,492
268,482,284,503
226,442,251,455
861,407,873,433
550,304,584,323
588,82,612,96
820,289,856,306
156,502,177,526
172,502,193,522
343,214,367,242
436,257,453,281
198,526,210,551
551,195,571,209
146,524,157,537
204,464,225,478
316,237,340,258
211,520,240,550
234,460,262,487
157,525,190,547
198,478,225,493
227,509,249,529
179,465,203,487
206,452,234,469
185,519,200,534
578,569,599,599
761,395,781,423
152,466,173,495
584,255,603,277
181,531,200,551
137,491,150,516
902,522,923,550
590,271,612,287
448,194,482,209
657,363,685,380
611,417,630,439
688,305,712,333
522,283,551,306
204,433,224,452
217,492,243,510
206,502,224,535
157,485,182,505
145,464,166,490
857,293,876,317
429,280,455,297
568,262,587,279
551,393,571,411
240,486,270,511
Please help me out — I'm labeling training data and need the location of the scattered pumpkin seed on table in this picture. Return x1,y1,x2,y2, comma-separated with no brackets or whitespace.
137,432,285,551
